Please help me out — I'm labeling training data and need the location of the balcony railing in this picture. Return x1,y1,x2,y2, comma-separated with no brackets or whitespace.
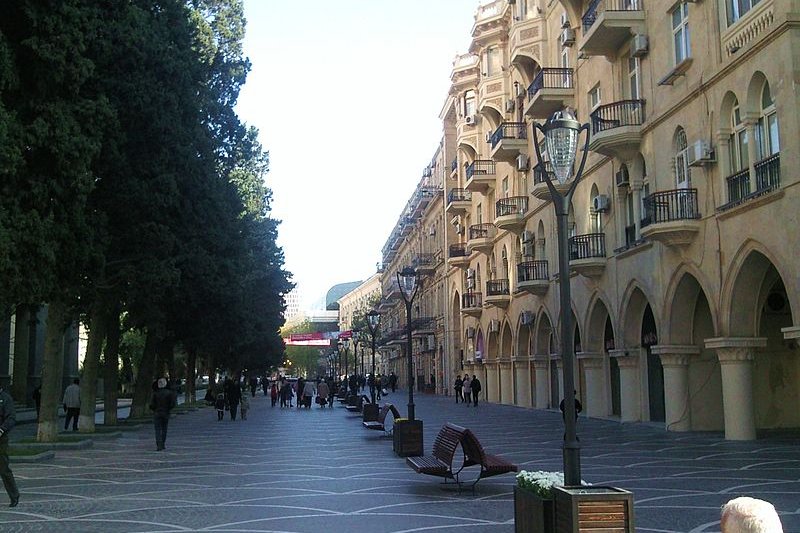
451,158,458,172
448,188,472,203
449,243,469,258
466,159,496,179
533,161,555,185
469,223,496,240
641,189,700,227
719,153,781,211
517,260,549,282
527,68,574,99
569,233,606,260
590,100,645,134
755,153,780,193
486,279,510,296
496,196,529,217
490,122,527,148
462,292,483,309
582,0,644,33
412,253,435,269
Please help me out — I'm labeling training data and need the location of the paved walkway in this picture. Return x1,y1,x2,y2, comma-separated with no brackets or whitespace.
0,391,798,532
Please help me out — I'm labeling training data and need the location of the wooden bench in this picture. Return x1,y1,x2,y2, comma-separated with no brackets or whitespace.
362,403,400,435
406,423,469,486
460,428,518,488
345,394,370,413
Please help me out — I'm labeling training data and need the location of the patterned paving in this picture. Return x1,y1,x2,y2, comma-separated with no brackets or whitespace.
1,392,798,532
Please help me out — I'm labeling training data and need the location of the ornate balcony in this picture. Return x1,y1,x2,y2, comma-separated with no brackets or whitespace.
411,316,437,337
524,68,575,119
494,196,529,233
461,292,483,317
384,279,402,300
489,122,527,162
580,0,646,57
467,223,497,254
517,260,549,295
531,161,571,201
640,189,701,246
569,233,606,278
448,242,471,267
412,253,437,276
485,279,511,308
465,159,496,193
446,188,472,215
588,100,645,160
718,153,781,212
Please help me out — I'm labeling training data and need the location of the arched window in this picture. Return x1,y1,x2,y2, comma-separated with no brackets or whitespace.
501,246,509,279
590,183,602,233
755,81,779,161
536,220,546,257
489,253,497,279
729,99,748,172
675,127,691,188
464,90,476,117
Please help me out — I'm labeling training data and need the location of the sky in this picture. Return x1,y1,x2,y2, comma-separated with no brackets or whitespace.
236,0,478,310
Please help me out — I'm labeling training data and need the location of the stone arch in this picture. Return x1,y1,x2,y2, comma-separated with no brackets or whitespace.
662,265,719,344
536,219,546,257
534,307,554,355
475,328,485,363
458,141,478,160
746,71,770,116
510,54,541,87
620,280,659,348
585,293,615,352
718,90,739,134
517,313,533,358
621,282,663,422
480,105,504,134
500,320,513,360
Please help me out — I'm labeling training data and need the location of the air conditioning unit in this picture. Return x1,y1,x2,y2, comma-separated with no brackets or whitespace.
429,226,436,236
592,194,610,213
522,243,534,257
466,268,476,279
505,99,516,113
489,319,500,333
466,327,476,339
521,230,534,242
465,114,477,125
516,154,529,171
687,139,716,166
455,223,464,235
466,278,475,290
615,167,630,187
521,311,534,325
560,28,576,47
485,132,492,143
631,34,648,58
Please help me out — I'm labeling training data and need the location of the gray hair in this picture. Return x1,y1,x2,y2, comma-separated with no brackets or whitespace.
721,497,783,533
157,378,167,389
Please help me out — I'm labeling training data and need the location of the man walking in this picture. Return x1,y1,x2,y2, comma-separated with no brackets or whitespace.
0,384,19,507
150,378,176,451
470,374,481,406
62,378,80,431
454,375,463,403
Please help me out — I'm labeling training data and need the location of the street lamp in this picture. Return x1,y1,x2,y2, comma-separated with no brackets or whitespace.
397,266,421,420
531,107,590,487
366,309,381,403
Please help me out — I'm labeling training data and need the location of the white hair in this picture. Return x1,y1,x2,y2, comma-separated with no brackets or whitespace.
157,378,167,389
721,497,783,533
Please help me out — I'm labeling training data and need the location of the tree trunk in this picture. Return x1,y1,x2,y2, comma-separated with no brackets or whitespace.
79,307,108,432
103,304,121,425
36,301,68,442
130,328,158,420
11,304,32,404
185,346,197,404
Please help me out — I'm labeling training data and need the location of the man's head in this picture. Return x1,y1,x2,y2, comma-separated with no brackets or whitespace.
721,497,783,533
157,378,167,389
73,378,80,385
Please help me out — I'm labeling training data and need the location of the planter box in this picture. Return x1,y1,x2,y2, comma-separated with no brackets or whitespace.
362,403,379,422
392,419,423,457
514,486,555,533
552,486,634,532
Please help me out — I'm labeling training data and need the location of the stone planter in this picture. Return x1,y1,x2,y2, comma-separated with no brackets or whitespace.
392,419,423,457
514,486,555,533
552,485,634,532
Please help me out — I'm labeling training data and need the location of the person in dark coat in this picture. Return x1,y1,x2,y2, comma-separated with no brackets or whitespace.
388,372,397,393
0,384,20,507
469,374,481,406
150,377,176,451
454,375,464,403
226,380,242,420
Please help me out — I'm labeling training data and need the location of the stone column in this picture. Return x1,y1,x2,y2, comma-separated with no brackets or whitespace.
513,356,532,407
781,326,800,344
500,361,513,405
610,349,640,422
631,182,643,239
651,345,699,432
705,337,765,440
744,117,759,192
555,355,564,403
577,352,605,417
486,362,500,403
616,192,627,248
533,355,550,409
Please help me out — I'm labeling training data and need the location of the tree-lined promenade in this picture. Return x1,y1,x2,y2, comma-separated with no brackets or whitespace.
0,1,292,442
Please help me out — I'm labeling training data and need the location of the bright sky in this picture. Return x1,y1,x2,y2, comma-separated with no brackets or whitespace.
236,0,477,309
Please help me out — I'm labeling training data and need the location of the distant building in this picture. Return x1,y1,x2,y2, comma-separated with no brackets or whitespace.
337,273,382,332
284,287,303,321
325,281,362,311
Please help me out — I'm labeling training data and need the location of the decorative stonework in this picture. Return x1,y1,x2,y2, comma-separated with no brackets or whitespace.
487,82,503,94
721,0,773,56
520,27,539,41
609,349,638,368
781,326,800,340
651,345,699,368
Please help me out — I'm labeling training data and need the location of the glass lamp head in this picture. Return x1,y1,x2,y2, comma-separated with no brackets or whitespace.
543,108,581,185
367,310,380,328
397,266,418,300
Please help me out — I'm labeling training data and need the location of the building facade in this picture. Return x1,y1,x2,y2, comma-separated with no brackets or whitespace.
379,0,799,440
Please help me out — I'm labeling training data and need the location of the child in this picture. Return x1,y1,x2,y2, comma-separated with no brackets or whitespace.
270,382,278,407
215,393,226,421
240,388,250,420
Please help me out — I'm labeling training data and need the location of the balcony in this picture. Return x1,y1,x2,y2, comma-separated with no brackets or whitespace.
640,189,701,246
517,260,549,295
524,68,575,119
589,100,645,160
485,279,511,308
446,188,472,215
718,153,781,212
465,159,496,193
385,279,402,300
494,196,529,233
412,253,437,276
467,223,497,254
489,122,527,162
461,292,483,317
411,316,437,337
580,0,646,57
569,233,606,278
448,242,471,267
531,161,571,201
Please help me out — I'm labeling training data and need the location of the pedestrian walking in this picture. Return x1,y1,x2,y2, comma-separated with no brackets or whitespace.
462,375,470,406
249,377,258,397
301,379,315,409
469,374,481,406
270,382,278,407
149,377,176,451
62,378,80,431
279,379,293,408
389,372,397,393
316,379,330,408
454,375,463,403
296,378,305,407
227,380,241,420
240,389,250,420
215,393,226,420
0,383,20,507
375,375,382,401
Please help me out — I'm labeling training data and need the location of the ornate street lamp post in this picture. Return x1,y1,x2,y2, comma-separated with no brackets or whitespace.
366,310,381,404
531,108,590,487
397,266,420,421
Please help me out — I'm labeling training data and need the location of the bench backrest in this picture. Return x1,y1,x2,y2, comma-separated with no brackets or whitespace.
461,429,487,467
432,423,467,464
378,403,400,423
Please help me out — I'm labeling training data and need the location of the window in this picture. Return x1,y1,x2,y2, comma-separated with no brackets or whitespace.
502,177,509,198
672,2,691,64
755,81,779,160
588,85,601,111
727,0,761,26
730,102,748,171
477,202,483,224
627,56,640,99
484,46,502,76
517,0,528,21
464,90,476,117
561,48,570,87
675,127,691,188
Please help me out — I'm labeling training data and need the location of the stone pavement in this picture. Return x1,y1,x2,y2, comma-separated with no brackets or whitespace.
0,391,798,532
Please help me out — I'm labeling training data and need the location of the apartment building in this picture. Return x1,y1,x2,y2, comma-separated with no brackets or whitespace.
379,0,797,440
